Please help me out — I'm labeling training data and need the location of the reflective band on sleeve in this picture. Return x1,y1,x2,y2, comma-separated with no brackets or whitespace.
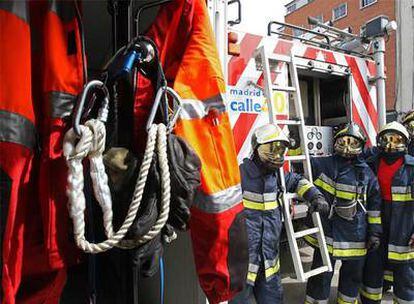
49,91,76,118
0,1,28,23
391,193,413,202
264,259,280,278
367,210,381,217
384,270,394,282
315,174,365,201
0,110,36,150
297,179,313,198
243,199,279,210
314,175,336,196
337,292,357,304
179,94,226,120
304,235,333,254
193,184,242,213
360,286,383,301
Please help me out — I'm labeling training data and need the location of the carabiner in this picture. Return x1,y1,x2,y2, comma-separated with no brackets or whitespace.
146,86,183,133
73,80,110,137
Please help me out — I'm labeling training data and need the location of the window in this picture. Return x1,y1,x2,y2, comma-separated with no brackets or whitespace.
314,14,324,22
332,3,347,21
286,3,297,14
361,0,377,8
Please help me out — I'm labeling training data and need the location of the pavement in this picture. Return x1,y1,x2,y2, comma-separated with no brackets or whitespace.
280,244,394,303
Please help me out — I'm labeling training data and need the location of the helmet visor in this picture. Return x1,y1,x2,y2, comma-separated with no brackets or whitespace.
257,141,288,169
334,135,363,158
404,120,414,138
378,132,407,153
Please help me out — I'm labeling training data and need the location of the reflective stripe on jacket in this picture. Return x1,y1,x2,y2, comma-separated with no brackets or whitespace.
305,155,382,259
240,158,319,285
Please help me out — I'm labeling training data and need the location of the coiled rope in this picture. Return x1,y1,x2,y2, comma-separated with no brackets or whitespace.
63,119,170,253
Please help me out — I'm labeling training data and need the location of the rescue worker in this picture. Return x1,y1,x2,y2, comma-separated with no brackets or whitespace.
360,122,414,304
305,122,382,304
402,110,414,155
230,124,329,304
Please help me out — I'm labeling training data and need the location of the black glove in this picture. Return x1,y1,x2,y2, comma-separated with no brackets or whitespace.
367,235,381,252
309,194,330,217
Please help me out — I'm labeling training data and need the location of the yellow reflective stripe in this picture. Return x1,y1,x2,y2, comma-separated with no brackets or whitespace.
360,289,383,301
368,216,382,224
332,248,367,257
337,298,357,304
336,190,358,200
298,182,313,198
243,199,279,210
314,178,335,195
388,251,414,261
391,193,413,202
304,235,333,254
265,260,280,278
384,274,394,282
247,272,257,282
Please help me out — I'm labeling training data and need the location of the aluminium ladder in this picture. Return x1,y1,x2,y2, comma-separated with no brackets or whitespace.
254,46,332,282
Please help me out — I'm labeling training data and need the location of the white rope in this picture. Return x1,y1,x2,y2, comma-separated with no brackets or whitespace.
63,121,170,254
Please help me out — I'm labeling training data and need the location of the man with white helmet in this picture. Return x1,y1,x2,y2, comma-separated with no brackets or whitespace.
230,123,329,304
360,122,414,304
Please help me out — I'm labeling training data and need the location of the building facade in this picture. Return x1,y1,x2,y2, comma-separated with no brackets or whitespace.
285,0,398,111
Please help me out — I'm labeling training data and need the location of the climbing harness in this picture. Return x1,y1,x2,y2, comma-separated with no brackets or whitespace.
63,81,180,254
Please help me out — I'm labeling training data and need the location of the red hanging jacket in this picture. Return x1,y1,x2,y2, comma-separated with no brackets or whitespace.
134,1,248,302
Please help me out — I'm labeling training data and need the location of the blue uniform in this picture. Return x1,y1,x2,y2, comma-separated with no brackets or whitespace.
230,158,319,304
361,154,414,304
305,155,382,304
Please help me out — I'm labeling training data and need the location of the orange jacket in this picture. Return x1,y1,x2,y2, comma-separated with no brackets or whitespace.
134,1,248,302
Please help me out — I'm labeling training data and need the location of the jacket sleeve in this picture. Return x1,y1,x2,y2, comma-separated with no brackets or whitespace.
285,172,320,202
366,171,382,236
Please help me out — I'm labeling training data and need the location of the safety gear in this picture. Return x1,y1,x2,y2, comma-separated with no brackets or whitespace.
361,154,414,304
305,155,382,259
377,122,410,153
402,110,414,138
308,194,330,217
367,235,381,252
333,122,366,158
305,155,382,304
133,1,248,302
1,1,85,303
251,124,290,151
240,158,319,301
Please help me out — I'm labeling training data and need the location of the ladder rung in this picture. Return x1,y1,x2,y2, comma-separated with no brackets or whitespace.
273,85,296,92
274,119,301,125
267,53,292,63
285,155,306,162
293,227,319,239
304,266,330,279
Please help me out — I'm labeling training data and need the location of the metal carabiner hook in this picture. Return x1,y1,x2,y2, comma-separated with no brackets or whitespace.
146,86,183,133
73,80,110,137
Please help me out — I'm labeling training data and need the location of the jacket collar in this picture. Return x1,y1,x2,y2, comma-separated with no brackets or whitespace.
404,154,414,166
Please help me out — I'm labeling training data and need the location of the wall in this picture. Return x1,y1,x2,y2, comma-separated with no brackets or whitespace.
286,0,397,111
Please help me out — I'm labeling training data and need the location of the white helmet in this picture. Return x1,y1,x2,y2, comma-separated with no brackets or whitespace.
377,121,410,153
251,123,290,151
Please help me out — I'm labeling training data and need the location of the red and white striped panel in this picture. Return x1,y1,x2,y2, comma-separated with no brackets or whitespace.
227,33,378,162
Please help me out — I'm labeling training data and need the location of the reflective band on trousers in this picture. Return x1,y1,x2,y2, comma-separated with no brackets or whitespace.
384,270,394,282
388,245,414,261
264,259,280,279
337,292,357,304
360,286,383,301
305,295,328,304
367,210,382,224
